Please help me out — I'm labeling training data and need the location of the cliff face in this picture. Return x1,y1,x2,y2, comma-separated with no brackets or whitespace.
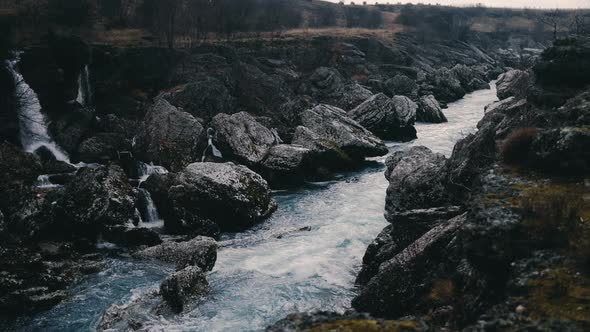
351,37,590,331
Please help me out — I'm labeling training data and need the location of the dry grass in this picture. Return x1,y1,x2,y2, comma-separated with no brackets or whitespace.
500,127,539,166
94,29,150,46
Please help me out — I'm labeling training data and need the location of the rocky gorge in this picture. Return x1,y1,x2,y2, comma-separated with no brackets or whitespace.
1,12,586,331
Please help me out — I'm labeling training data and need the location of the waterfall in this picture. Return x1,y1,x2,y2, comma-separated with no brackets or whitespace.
6,54,70,163
136,162,168,228
76,65,92,107
138,162,168,184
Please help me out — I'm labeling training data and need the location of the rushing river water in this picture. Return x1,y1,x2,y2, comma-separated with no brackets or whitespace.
18,83,497,332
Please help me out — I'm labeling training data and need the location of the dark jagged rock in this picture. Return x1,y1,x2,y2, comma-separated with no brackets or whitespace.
417,95,447,123
349,93,417,141
423,67,465,103
102,225,162,248
76,133,130,163
0,142,42,217
160,266,208,313
169,162,277,233
235,61,292,114
352,214,466,318
160,74,236,122
136,236,217,270
384,146,450,221
48,103,94,155
530,127,590,175
384,74,418,99
293,104,388,168
58,165,137,238
306,67,372,111
496,69,532,100
275,96,315,143
451,64,490,92
210,112,275,167
134,99,204,172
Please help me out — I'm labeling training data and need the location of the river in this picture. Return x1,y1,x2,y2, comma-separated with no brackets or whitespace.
17,82,497,332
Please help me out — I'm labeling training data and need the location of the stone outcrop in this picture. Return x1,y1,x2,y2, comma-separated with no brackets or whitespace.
349,93,417,141
496,69,533,100
134,99,204,172
417,95,447,123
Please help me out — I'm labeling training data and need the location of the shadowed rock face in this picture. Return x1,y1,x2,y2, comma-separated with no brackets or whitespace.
160,266,209,313
306,67,373,111
169,162,277,234
349,93,417,141
293,104,388,166
134,99,204,172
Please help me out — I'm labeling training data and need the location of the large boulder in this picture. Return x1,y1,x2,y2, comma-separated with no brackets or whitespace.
260,144,314,185
451,64,490,92
168,162,277,233
307,67,373,111
160,75,236,122
496,69,532,100
160,266,208,313
134,99,204,172
352,214,466,318
137,236,217,270
210,112,275,166
292,104,388,166
0,142,42,217
384,146,450,222
384,74,418,99
417,95,447,123
349,93,417,141
58,165,137,238
424,67,465,103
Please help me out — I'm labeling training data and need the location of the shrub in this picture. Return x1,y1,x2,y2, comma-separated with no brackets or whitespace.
500,127,539,165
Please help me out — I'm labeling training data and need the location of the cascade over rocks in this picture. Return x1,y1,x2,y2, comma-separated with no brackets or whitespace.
417,95,447,123
349,93,417,141
168,162,277,234
210,111,275,166
134,99,204,172
292,104,388,168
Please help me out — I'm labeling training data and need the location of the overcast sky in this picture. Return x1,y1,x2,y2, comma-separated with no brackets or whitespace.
322,0,590,9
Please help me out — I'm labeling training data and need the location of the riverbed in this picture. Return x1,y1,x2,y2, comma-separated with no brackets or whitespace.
18,83,497,332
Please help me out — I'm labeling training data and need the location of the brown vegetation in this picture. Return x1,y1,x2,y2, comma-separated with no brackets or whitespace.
500,127,539,166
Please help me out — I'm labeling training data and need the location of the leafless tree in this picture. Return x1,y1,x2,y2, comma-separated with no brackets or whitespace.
538,9,564,40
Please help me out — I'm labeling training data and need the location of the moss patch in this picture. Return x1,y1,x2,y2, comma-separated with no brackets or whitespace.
308,319,420,332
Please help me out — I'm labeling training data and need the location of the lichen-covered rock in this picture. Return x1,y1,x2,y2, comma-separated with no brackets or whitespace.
134,99,204,172
293,104,388,166
496,69,532,100
58,165,137,237
417,95,447,123
136,236,217,270
210,112,275,166
384,146,449,221
160,266,208,313
169,162,277,233
349,93,417,141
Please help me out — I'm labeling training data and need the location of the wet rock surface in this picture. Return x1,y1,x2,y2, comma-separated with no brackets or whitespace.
136,236,217,270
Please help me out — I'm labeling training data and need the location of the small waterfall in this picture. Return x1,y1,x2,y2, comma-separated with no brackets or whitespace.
76,65,92,107
6,54,70,163
35,175,60,189
136,162,168,228
138,162,168,184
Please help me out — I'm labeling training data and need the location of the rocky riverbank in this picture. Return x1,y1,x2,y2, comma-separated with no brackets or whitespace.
0,29,538,327
268,37,590,331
